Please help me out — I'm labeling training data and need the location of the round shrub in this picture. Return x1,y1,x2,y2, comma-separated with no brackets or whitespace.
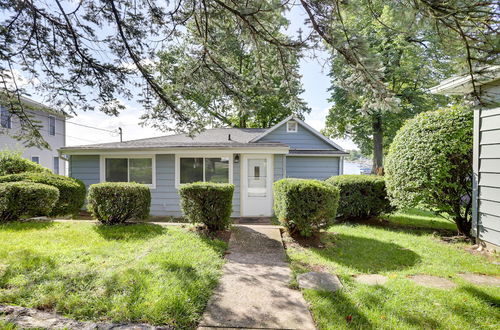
0,173,86,216
0,151,50,176
87,182,151,224
326,175,393,220
179,182,234,231
0,181,59,222
273,178,340,237
385,106,473,236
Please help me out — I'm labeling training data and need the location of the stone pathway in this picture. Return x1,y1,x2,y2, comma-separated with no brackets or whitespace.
198,225,316,330
409,275,457,289
458,273,500,286
353,274,388,285
298,272,343,292
0,305,172,330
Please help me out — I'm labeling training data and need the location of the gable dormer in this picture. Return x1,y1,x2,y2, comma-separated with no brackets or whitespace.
251,116,344,151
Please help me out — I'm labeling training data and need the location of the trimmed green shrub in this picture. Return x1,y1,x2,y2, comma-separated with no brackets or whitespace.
87,182,151,224
179,182,234,231
385,106,473,236
0,181,59,222
0,150,50,176
274,178,340,237
326,175,393,220
0,173,86,216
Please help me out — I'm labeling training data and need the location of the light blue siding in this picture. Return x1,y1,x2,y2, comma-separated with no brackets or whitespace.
69,153,241,217
232,160,241,217
274,154,285,181
477,106,500,246
69,155,100,188
150,154,180,216
259,122,332,149
286,156,339,180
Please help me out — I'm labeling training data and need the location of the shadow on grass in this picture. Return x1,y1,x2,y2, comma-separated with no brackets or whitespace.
0,220,55,231
461,286,500,308
93,223,167,241
313,233,420,272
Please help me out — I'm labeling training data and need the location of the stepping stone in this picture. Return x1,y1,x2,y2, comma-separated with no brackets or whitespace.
353,274,388,285
458,273,500,286
297,271,343,292
409,275,457,289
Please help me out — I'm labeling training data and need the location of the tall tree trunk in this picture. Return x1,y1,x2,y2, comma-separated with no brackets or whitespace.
372,114,384,175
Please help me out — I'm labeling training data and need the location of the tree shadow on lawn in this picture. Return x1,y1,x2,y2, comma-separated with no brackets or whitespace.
312,233,421,272
93,223,167,241
460,286,500,308
0,220,55,231
310,284,494,329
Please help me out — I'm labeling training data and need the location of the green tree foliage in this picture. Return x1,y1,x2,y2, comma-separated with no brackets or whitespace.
321,1,458,170
385,106,473,236
151,4,309,130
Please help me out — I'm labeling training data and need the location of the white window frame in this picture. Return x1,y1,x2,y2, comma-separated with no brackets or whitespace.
31,156,40,164
53,156,59,174
175,154,233,188
286,121,298,133
1,106,11,129
100,155,156,189
48,115,56,136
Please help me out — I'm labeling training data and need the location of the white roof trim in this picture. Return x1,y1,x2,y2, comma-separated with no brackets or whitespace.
250,115,346,152
430,66,500,95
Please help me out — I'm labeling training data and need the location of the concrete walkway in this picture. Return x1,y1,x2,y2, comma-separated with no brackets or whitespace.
198,225,316,330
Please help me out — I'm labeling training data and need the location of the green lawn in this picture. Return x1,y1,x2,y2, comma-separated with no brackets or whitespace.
287,211,500,329
0,221,227,328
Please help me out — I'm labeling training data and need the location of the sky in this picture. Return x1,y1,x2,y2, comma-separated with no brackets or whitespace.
11,3,358,150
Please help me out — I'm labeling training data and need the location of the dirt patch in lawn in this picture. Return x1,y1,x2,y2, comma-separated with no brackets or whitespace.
188,225,231,244
280,229,333,249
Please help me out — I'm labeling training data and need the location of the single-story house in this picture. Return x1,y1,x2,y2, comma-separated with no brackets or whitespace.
60,115,347,217
431,66,500,250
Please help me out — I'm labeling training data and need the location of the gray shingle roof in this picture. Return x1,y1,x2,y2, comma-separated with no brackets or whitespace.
61,128,288,151
288,149,348,155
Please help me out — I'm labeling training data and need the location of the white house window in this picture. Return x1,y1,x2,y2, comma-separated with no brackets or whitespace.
104,157,153,185
53,156,59,174
1,106,11,129
48,116,56,136
286,121,298,132
179,157,229,184
31,156,40,164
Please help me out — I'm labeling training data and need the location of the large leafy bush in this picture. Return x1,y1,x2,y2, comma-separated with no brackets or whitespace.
326,175,393,220
179,182,234,231
385,106,473,236
87,182,151,224
0,182,59,222
0,150,50,176
0,173,86,216
274,178,339,237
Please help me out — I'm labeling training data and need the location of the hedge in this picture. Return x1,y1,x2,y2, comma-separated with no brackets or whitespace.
385,105,473,236
0,173,86,216
87,182,151,224
0,151,50,176
0,181,59,222
326,175,393,220
179,182,234,231
274,178,339,237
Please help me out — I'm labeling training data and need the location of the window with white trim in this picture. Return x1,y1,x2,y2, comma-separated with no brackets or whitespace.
104,157,153,185
31,156,40,164
1,106,11,129
53,156,59,174
286,121,298,132
179,157,229,184
48,116,56,136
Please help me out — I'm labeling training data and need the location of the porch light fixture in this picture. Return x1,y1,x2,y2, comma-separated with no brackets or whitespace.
234,154,240,163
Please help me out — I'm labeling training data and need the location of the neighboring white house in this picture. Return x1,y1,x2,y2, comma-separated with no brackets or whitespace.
431,66,500,251
0,95,67,175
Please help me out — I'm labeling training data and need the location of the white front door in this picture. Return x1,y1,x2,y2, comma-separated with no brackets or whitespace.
241,154,273,217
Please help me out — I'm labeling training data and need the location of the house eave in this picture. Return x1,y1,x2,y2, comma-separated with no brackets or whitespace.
430,66,500,95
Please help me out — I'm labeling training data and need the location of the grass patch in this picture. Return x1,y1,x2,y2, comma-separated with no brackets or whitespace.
0,221,227,328
287,211,500,329
387,208,457,232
